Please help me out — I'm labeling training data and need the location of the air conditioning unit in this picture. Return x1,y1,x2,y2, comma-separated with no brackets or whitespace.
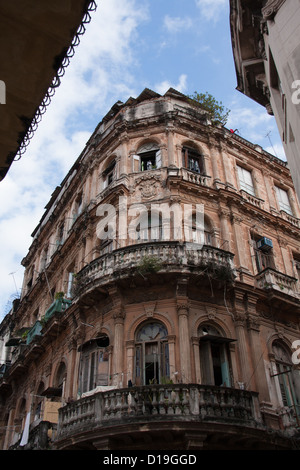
257,237,273,251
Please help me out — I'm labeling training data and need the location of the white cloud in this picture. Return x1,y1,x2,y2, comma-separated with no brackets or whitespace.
154,74,188,95
195,0,227,22
163,15,193,33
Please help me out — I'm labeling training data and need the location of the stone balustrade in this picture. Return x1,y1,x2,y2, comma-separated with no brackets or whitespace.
57,384,262,441
75,241,235,296
240,190,264,208
180,168,210,186
255,268,299,299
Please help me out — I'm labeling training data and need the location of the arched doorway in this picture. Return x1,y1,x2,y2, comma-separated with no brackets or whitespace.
135,321,169,385
78,335,110,395
272,341,300,419
198,324,233,387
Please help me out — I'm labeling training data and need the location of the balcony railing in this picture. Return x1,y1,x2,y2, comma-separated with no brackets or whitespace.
56,384,262,442
75,241,235,296
44,298,72,322
26,321,43,345
255,268,299,300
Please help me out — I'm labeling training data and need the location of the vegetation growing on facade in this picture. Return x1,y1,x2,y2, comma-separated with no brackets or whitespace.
137,255,162,276
188,91,230,125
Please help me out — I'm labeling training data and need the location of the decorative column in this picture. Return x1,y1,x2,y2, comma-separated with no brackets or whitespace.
218,206,231,251
177,303,191,383
175,144,182,168
125,340,135,386
67,335,80,400
207,140,221,188
166,125,175,167
167,335,176,383
246,294,270,401
83,231,94,266
3,406,15,450
218,141,235,190
230,212,252,283
113,309,125,387
192,336,201,384
233,290,254,390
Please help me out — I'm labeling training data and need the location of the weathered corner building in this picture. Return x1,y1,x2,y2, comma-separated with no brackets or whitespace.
0,88,300,450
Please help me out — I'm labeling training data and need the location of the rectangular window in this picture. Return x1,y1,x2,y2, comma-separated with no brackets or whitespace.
66,272,74,298
275,186,293,215
252,234,275,272
237,165,255,196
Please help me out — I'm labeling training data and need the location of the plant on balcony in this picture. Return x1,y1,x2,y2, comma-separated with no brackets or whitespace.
137,255,162,276
21,329,29,341
54,291,65,300
196,260,235,283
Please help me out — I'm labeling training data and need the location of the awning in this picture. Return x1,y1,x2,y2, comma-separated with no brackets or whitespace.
41,387,62,398
199,335,236,343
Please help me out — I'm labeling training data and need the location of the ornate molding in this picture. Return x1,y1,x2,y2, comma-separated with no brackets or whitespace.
262,0,286,20
177,303,189,315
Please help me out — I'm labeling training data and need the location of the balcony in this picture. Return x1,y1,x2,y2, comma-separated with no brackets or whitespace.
26,321,43,345
44,298,72,322
240,190,264,209
255,268,299,301
56,384,263,449
75,242,236,297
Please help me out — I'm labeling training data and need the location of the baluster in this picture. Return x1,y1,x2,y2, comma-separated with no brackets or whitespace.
181,387,189,415
199,386,206,418
151,388,158,415
134,389,143,416
167,387,174,415
115,391,122,418
103,393,109,419
174,387,182,415
120,391,128,417
158,388,166,414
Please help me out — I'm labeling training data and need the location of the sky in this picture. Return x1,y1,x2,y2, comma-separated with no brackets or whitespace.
0,0,286,319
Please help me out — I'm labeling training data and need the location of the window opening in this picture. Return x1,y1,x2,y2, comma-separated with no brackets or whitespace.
79,336,110,394
275,186,293,215
136,143,161,171
103,160,116,188
237,165,255,196
199,324,233,387
135,322,169,385
182,147,204,174
251,234,275,272
272,342,300,418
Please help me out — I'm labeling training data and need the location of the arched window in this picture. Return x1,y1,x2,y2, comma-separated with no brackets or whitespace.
135,321,169,385
72,192,83,223
15,398,27,440
78,335,110,394
54,362,67,397
182,146,205,174
272,341,300,416
134,143,161,172
198,324,233,387
34,382,45,422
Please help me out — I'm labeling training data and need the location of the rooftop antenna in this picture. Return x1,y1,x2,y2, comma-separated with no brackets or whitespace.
265,131,277,157
9,271,19,296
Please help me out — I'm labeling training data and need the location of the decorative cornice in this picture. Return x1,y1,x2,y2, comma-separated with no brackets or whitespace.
262,0,286,20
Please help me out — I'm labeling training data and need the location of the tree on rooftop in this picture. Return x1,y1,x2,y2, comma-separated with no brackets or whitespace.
188,91,230,125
